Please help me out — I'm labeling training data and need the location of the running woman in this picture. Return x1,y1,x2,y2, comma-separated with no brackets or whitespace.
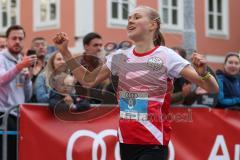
53,5,219,160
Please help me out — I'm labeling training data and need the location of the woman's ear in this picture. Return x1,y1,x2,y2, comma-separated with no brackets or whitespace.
149,20,158,32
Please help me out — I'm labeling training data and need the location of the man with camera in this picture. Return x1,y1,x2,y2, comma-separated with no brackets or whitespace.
0,25,37,160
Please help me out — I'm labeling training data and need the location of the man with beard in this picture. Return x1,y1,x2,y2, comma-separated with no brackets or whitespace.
0,25,37,160
30,37,48,83
29,37,49,102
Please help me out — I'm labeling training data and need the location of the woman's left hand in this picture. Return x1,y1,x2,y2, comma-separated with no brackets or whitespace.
191,52,207,76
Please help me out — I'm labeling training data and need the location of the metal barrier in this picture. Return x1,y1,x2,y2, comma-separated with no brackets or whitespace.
0,106,19,160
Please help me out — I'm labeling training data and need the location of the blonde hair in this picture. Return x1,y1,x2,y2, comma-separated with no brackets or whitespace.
136,5,165,46
43,51,67,87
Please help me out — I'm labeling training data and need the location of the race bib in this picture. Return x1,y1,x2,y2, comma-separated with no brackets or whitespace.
119,91,148,121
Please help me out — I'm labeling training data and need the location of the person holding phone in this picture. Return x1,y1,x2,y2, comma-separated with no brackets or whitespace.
0,25,37,160
27,49,37,66
30,37,49,80
28,38,48,103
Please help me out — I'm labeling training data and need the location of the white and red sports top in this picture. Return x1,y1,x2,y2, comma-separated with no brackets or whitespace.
106,46,189,145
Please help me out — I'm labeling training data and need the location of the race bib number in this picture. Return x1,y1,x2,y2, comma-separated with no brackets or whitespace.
119,91,148,121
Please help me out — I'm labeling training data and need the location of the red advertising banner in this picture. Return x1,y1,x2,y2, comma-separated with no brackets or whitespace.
19,104,240,160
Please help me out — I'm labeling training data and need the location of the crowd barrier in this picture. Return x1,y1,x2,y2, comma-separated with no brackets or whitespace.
17,104,240,160
0,106,18,160
1,104,240,160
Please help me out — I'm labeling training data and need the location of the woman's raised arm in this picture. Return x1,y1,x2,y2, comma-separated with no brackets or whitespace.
52,32,111,87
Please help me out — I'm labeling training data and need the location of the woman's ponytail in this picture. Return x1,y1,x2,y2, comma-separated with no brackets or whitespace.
154,30,165,46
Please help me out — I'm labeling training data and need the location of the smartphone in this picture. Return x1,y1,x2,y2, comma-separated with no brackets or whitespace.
27,49,37,67
27,49,36,56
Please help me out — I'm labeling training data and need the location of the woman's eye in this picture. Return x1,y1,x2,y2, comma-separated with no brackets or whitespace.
134,16,140,19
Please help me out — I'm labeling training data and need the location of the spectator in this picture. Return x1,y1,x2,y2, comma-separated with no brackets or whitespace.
82,32,103,60
29,37,50,102
216,52,240,109
0,35,6,52
34,51,65,103
31,36,56,60
30,37,48,83
49,73,90,113
30,37,50,102
0,25,37,160
171,47,192,105
171,47,218,107
31,37,48,57
77,32,110,104
182,66,218,107
171,46,187,59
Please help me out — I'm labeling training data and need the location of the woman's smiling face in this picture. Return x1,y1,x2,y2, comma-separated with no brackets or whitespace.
224,55,240,76
127,7,153,41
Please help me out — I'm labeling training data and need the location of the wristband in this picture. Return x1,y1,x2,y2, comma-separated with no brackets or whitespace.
201,72,211,80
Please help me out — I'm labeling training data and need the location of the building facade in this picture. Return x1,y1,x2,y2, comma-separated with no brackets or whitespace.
0,0,239,69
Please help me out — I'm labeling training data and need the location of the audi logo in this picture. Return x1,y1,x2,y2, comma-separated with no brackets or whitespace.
66,129,175,160
66,129,120,160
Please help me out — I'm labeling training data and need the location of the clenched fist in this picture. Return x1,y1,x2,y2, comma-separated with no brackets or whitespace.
53,32,67,44
52,32,69,53
191,52,208,76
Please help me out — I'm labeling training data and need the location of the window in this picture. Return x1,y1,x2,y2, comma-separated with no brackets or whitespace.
107,0,136,27
158,0,183,30
34,0,60,30
0,0,19,33
206,0,228,37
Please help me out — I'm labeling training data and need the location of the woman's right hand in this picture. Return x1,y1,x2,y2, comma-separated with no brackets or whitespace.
52,32,69,53
191,52,208,76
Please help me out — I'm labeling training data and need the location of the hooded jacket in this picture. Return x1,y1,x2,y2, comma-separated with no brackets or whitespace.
0,49,32,114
